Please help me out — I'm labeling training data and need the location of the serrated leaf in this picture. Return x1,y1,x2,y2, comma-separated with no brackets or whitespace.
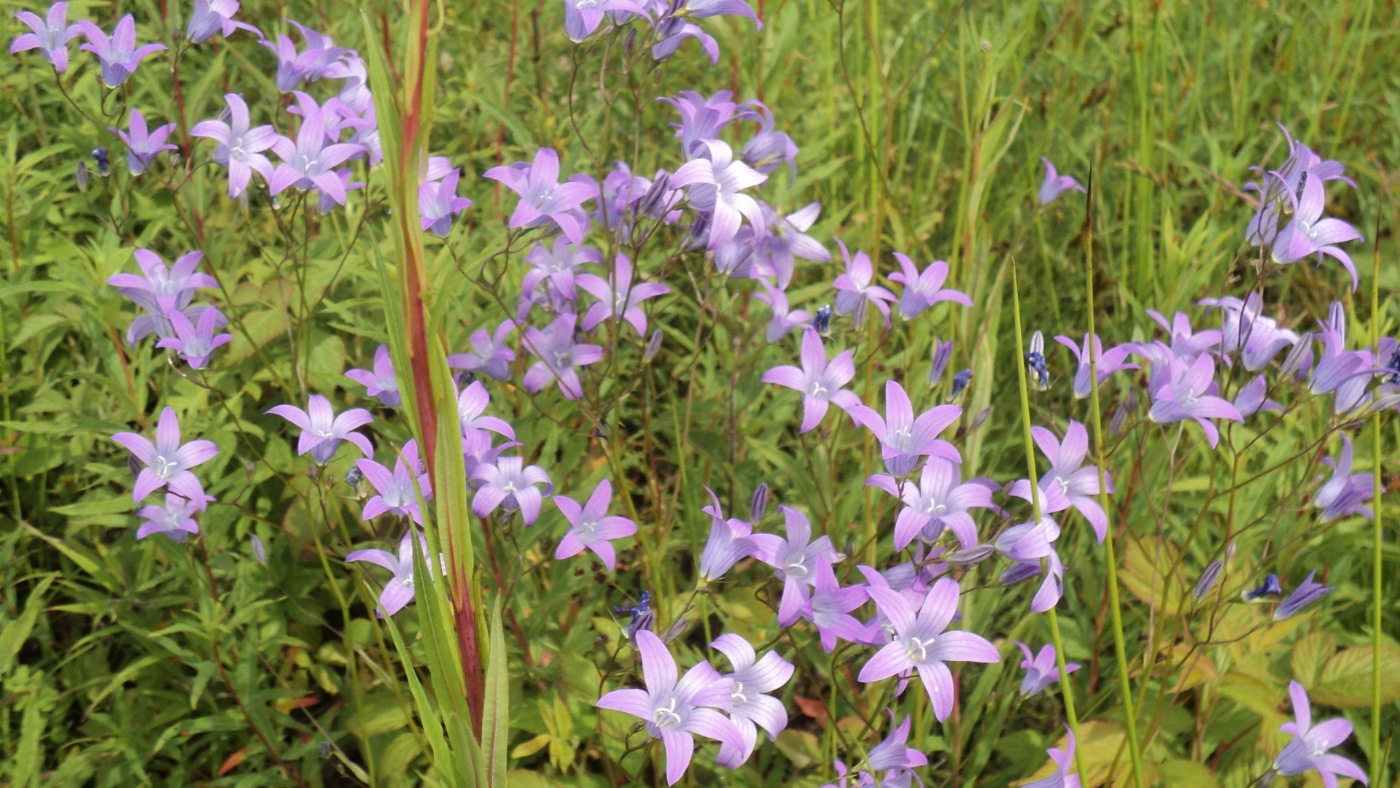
1313,644,1400,708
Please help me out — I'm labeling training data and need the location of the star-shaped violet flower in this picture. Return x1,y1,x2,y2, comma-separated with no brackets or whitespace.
1023,726,1082,788
864,380,962,477
670,139,767,250
346,345,401,407
802,560,868,652
135,493,202,541
698,486,758,583
553,478,636,570
1314,434,1373,523
267,394,374,465
419,166,472,237
1273,680,1368,788
578,253,671,337
112,407,218,506
449,321,516,382
1147,352,1242,448
857,576,1000,721
345,529,445,617
761,328,876,434
753,278,811,343
108,248,217,316
888,253,971,320
186,0,260,43
596,630,743,786
10,2,81,73
832,239,896,328
522,314,603,400
470,455,552,525
867,458,995,551
110,108,177,175
1037,157,1086,206
563,0,646,42
1015,641,1079,697
1269,168,1363,291
156,306,232,369
1054,333,1138,399
750,201,828,289
75,15,166,88
260,20,348,91
356,441,432,524
1023,420,1112,542
484,148,597,245
191,93,291,198
269,92,364,205
710,633,793,768
750,506,842,627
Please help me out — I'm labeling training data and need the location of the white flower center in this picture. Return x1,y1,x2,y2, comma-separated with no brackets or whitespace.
652,698,682,730
152,455,177,479
783,552,809,578
904,635,932,663
731,681,748,706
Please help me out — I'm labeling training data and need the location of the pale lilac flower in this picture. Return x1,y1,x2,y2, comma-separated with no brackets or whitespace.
1054,333,1137,398
856,714,928,787
186,0,260,43
135,493,202,541
1314,434,1373,523
761,328,876,434
888,253,971,320
670,139,767,249
108,249,217,315
578,253,671,336
753,278,811,343
470,455,552,525
1275,570,1333,620
739,101,798,178
75,15,165,88
864,380,961,477
1146,308,1222,360
750,506,842,627
9,2,80,73
858,576,1000,720
1269,169,1363,291
1199,293,1299,371
595,630,743,786
261,21,348,91
345,529,445,617
563,0,646,42
1037,157,1085,206
112,407,218,505
1309,319,1375,415
315,168,364,214
449,321,516,382
268,92,364,205
698,486,758,582
1023,727,1081,788
356,441,431,524
191,93,292,198
1147,352,1242,448
1016,642,1079,697
1273,680,1368,788
1245,125,1354,249
267,394,374,464
802,560,868,652
995,514,1067,612
867,458,994,551
928,338,954,386
456,381,514,443
419,167,472,237
661,90,739,156
1027,421,1111,542
553,479,636,570
751,202,828,288
109,109,177,175
832,239,896,328
484,148,597,245
522,314,603,400
523,237,600,306
346,345,401,407
709,633,792,767
157,306,232,369
1233,374,1281,419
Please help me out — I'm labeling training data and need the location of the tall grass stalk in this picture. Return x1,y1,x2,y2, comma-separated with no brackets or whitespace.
1369,222,1385,786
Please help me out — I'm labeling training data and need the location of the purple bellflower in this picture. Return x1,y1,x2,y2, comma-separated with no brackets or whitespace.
1314,434,1373,522
1269,169,1363,291
112,407,218,506
846,714,929,788
268,92,364,206
864,380,962,477
1054,333,1137,399
522,313,603,400
456,381,515,444
261,21,348,91
1023,727,1082,788
523,238,600,308
1146,309,1222,360
1037,157,1085,206
595,629,743,786
750,506,842,627
470,455,552,525
1028,421,1111,542
578,253,671,336
1245,125,1354,248
867,458,995,551
761,328,876,434
10,2,80,73
449,321,516,382
858,576,1000,721
753,278,811,343
698,486,758,583
156,306,232,369
832,239,896,328
345,529,445,617
710,633,793,767
662,90,739,157
76,15,165,88
1275,570,1333,621
191,93,292,198
267,394,374,465
1309,317,1375,415
1273,680,1368,788
1016,642,1079,697
135,493,202,541
346,345,401,407
563,0,646,42
484,148,597,245
553,479,637,570
356,441,431,524
419,166,472,237
1147,352,1242,448
1199,293,1300,372
888,253,971,320
802,560,868,652
739,101,799,178
751,202,828,288
186,0,260,43
108,248,217,317
670,139,767,249
110,108,177,175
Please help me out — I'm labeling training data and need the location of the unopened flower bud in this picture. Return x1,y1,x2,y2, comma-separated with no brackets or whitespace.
644,328,663,362
949,368,972,399
92,146,110,176
1192,559,1224,601
1279,333,1314,381
76,159,89,192
749,482,769,523
250,534,267,564
622,27,637,57
813,305,833,336
929,339,953,386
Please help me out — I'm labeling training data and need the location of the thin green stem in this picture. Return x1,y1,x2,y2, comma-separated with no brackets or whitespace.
1369,222,1384,786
